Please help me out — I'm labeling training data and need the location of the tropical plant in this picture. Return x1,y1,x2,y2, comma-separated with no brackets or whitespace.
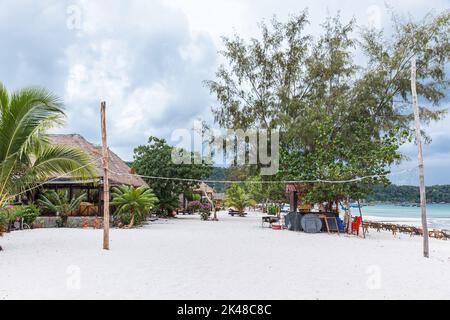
132,137,212,215
5,204,40,225
245,175,285,210
0,82,94,207
225,184,253,216
199,202,212,221
37,190,86,224
0,208,9,235
111,185,159,228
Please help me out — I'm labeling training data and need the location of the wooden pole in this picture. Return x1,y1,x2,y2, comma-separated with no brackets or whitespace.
357,199,365,239
202,188,217,221
411,57,429,258
101,101,110,250
345,196,351,234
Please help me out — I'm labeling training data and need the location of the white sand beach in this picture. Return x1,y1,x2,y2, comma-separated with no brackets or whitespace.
1,211,450,300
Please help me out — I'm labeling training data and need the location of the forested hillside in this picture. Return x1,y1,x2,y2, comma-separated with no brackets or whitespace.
366,185,450,203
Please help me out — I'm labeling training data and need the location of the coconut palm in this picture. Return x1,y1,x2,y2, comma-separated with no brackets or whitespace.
225,184,254,216
111,185,159,228
37,190,86,218
0,82,94,206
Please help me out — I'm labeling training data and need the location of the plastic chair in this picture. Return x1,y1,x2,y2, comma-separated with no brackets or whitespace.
351,216,362,236
336,217,346,233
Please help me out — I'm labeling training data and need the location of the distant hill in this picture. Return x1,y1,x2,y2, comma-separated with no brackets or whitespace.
207,167,228,193
366,184,450,204
129,161,449,203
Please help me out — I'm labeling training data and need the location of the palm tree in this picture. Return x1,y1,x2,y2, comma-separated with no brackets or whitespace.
225,184,254,216
111,185,158,228
0,82,94,206
37,190,86,219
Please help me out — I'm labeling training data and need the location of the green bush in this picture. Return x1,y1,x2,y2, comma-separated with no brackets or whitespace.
11,205,40,225
0,210,8,232
1,205,41,225
268,205,278,216
55,217,65,228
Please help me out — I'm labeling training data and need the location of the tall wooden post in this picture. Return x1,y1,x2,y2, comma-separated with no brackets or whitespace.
411,57,429,258
357,200,365,239
101,101,110,250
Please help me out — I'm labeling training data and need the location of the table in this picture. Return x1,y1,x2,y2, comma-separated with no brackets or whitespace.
262,216,280,228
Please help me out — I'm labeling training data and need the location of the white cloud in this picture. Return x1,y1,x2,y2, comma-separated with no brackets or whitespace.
1,0,449,182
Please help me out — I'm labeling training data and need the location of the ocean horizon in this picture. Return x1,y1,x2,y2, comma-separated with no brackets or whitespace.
359,204,450,230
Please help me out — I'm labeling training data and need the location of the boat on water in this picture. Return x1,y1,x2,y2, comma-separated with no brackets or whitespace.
340,202,367,210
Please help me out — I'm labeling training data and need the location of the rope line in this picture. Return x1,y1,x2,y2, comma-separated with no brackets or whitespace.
3,157,102,203
107,167,417,185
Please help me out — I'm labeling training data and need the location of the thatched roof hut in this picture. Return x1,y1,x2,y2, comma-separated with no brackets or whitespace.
193,182,214,196
46,134,147,187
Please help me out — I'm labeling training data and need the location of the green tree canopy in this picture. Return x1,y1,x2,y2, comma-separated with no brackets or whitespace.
206,11,450,203
132,136,212,215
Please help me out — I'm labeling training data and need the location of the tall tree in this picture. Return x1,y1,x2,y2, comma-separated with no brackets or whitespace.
206,11,450,203
132,136,212,215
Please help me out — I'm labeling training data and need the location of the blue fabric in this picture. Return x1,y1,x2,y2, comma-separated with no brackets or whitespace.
336,217,346,232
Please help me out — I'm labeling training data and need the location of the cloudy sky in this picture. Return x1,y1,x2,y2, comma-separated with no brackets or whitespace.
1,0,449,185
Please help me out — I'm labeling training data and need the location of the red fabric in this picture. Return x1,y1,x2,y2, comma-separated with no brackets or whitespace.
286,184,297,192
351,216,362,236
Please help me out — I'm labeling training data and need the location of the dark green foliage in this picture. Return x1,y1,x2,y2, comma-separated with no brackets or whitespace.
132,137,212,215
207,167,228,192
111,185,158,228
367,184,450,203
206,11,450,203
10,205,40,224
37,190,86,217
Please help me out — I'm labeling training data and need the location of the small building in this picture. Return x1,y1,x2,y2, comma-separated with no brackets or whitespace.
31,134,148,216
286,183,310,212
179,182,216,211
193,182,215,199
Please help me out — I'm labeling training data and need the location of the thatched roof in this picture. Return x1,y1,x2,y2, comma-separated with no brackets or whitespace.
193,182,214,194
47,134,147,187
286,183,309,195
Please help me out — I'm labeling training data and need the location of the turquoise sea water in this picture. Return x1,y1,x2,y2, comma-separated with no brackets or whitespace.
359,204,450,230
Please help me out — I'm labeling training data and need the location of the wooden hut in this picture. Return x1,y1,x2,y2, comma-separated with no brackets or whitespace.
286,183,310,212
32,134,147,216
193,182,215,199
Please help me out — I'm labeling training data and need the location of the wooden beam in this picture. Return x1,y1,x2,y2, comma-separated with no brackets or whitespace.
101,101,110,250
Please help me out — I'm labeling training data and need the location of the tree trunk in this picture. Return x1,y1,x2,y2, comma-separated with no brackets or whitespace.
128,210,135,229
203,190,217,221
411,57,429,258
101,101,110,250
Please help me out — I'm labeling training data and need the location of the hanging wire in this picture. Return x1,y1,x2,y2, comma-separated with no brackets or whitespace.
2,157,102,203
107,166,418,185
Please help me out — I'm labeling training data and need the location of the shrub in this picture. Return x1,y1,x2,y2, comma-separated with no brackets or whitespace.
0,209,9,234
268,205,278,216
55,217,64,228
187,200,202,213
199,202,212,221
111,185,158,228
12,205,40,225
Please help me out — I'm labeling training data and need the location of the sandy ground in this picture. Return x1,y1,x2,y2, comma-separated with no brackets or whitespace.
1,211,450,300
